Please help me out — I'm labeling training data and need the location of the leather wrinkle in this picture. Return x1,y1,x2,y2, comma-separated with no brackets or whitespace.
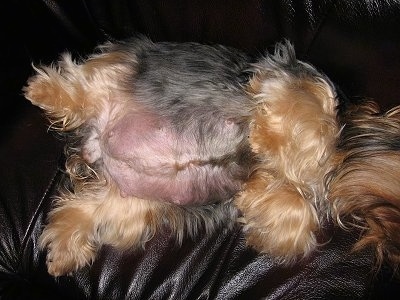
18,162,63,261
42,0,94,43
302,0,336,57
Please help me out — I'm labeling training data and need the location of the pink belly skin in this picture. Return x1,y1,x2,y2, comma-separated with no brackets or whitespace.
94,107,241,205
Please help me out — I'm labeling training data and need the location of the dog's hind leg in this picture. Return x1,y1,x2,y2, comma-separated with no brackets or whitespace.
23,50,136,131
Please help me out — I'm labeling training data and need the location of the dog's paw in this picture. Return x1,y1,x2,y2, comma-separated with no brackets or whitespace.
45,241,96,277
42,233,97,277
23,69,89,131
244,218,317,264
23,71,62,109
237,186,319,264
39,219,97,276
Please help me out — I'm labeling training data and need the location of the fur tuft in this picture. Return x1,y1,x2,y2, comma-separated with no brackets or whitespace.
236,41,340,263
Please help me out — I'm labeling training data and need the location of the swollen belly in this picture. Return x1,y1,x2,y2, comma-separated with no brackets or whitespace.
103,158,239,204
95,111,241,205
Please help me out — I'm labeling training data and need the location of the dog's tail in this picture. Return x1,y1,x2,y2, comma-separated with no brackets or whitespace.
327,100,400,271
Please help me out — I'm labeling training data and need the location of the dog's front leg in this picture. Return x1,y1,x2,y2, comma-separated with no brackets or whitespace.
236,178,318,264
40,185,163,276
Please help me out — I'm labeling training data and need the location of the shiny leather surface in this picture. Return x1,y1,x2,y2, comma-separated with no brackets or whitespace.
1,0,400,299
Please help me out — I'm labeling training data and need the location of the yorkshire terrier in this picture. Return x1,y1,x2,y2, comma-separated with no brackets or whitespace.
24,37,400,276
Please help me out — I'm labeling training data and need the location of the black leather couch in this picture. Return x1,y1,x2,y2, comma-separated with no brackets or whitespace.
1,1,400,299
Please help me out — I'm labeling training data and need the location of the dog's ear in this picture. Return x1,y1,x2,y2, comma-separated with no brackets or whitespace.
328,101,400,269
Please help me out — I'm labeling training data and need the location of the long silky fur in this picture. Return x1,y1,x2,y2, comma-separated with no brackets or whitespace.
327,101,400,270
235,41,340,264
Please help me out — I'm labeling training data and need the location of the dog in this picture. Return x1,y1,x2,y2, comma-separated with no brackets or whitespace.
24,37,400,276
235,42,400,270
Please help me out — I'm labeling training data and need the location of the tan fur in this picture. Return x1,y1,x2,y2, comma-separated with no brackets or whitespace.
39,181,166,276
23,51,136,131
239,62,400,270
236,71,339,263
327,102,400,270
39,202,98,276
